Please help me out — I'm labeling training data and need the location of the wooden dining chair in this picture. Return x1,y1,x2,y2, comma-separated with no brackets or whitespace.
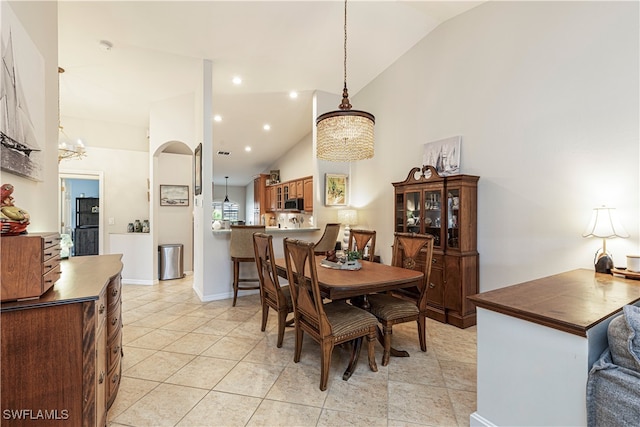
253,232,293,348
347,229,376,261
313,223,341,255
366,232,434,366
229,225,265,307
283,237,379,391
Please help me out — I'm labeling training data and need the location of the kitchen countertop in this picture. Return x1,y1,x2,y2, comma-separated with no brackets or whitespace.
212,227,320,234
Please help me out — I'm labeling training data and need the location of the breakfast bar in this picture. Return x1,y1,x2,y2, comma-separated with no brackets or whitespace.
468,269,640,426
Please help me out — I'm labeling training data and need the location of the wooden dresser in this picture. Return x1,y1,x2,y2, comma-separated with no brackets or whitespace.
1,232,62,301
1,254,123,427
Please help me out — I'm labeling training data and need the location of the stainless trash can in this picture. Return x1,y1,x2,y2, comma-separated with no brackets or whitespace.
158,244,184,280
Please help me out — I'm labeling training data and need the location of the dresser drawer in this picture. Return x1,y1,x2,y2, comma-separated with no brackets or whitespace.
42,263,62,295
107,304,121,338
0,232,61,301
108,328,122,370
107,357,122,408
96,289,107,331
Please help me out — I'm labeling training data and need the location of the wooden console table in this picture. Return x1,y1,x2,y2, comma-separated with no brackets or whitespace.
1,254,123,427
468,269,640,427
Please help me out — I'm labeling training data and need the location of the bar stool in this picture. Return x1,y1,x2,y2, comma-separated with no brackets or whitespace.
230,225,265,306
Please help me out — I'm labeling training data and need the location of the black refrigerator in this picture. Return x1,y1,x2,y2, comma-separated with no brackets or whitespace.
74,197,99,256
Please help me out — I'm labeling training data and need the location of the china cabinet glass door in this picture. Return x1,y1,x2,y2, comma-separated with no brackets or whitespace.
447,189,460,249
405,191,421,233
395,193,405,232
423,189,443,247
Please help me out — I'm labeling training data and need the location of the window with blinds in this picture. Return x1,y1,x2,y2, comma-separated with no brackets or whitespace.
212,201,239,221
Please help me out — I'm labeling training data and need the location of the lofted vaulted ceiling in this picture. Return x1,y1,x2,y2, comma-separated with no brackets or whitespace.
58,1,483,186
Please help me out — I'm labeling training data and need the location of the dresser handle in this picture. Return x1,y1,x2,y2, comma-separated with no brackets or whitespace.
429,282,435,289
113,345,120,354
111,288,119,297
98,371,105,384
112,374,120,384
111,317,118,326
99,304,105,314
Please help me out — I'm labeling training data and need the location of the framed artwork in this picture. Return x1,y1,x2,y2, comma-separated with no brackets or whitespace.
160,185,189,206
0,5,45,181
325,174,348,206
194,143,202,195
422,136,461,176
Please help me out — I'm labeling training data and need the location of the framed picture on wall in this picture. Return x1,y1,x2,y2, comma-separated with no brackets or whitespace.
422,136,461,176
160,185,189,206
325,174,348,206
194,143,202,195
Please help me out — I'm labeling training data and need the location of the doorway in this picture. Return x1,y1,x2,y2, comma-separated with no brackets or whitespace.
59,170,104,257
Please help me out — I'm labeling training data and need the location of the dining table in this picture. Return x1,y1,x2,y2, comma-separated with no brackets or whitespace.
274,255,424,380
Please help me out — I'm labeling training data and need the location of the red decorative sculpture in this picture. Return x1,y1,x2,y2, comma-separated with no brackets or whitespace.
1,183,30,235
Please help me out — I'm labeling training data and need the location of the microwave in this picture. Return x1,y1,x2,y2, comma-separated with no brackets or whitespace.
284,198,304,211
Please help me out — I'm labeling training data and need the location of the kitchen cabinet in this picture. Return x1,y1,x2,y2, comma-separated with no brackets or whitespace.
392,166,479,328
288,179,303,199
303,178,313,212
1,254,123,426
253,174,269,224
275,185,283,211
264,176,313,213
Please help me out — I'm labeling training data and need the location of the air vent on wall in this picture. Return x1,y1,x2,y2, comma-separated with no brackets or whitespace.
217,151,230,156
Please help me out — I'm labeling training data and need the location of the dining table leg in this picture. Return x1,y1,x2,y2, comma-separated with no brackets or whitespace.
342,337,363,381
376,326,410,358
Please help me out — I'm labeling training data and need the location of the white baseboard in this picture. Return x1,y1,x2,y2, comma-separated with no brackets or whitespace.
121,278,156,285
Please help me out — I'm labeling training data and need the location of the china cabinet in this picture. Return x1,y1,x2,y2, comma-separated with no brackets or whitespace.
392,166,479,328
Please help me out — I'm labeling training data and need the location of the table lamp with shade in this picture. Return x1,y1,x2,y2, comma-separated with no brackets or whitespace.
582,206,629,273
337,209,358,250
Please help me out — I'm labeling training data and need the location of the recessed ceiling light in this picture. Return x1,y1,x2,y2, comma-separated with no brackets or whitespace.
289,91,298,99
263,124,271,131
232,76,242,85
245,146,251,152
213,115,222,122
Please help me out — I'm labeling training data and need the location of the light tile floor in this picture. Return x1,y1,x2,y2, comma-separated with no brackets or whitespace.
108,275,477,427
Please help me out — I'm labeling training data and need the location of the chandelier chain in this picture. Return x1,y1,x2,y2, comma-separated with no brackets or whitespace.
343,0,348,89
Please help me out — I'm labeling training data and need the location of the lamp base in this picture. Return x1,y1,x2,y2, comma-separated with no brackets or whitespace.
594,253,614,274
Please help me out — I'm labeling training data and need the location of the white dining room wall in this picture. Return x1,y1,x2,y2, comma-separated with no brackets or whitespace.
351,0,639,292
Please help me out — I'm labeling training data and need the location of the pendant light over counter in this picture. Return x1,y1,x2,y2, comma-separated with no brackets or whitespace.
224,176,230,203
316,0,375,162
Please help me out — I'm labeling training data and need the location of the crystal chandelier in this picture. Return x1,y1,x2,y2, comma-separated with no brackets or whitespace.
316,0,375,161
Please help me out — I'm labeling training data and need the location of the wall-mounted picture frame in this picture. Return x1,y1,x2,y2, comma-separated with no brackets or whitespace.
325,173,348,206
160,185,189,206
194,143,202,195
422,136,461,176
1,5,45,181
